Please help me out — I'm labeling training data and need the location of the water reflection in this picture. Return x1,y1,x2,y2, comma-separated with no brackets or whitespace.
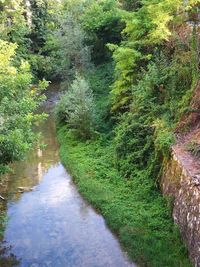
3,158,135,266
0,242,20,267
0,84,136,267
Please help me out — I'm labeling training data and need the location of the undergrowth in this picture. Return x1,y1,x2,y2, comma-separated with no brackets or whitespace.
57,126,191,267
56,61,192,266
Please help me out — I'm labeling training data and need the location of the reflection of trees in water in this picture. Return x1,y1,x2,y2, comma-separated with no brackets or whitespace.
37,161,43,183
0,243,20,267
79,200,90,218
0,84,61,267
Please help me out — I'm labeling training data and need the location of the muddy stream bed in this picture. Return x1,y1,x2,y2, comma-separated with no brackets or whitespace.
0,84,136,267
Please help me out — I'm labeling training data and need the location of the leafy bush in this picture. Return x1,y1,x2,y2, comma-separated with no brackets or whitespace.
0,40,47,173
114,112,154,178
55,75,96,139
82,0,123,63
87,62,114,133
44,12,92,80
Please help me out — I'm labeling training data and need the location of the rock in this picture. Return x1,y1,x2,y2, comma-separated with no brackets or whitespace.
192,175,200,186
18,187,33,193
0,195,5,200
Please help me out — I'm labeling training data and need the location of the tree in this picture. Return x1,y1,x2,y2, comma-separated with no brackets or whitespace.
0,0,30,60
0,40,47,173
56,75,96,139
29,0,49,52
82,0,123,63
109,0,193,113
44,7,91,81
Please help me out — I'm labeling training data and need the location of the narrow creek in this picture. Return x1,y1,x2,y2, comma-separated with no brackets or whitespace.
0,84,136,267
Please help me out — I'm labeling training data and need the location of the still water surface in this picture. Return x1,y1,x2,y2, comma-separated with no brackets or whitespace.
1,86,136,267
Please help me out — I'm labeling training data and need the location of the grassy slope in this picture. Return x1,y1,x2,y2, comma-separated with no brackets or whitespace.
57,63,192,267
57,128,191,267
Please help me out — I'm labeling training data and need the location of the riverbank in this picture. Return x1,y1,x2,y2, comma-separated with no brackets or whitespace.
57,126,192,267
0,81,137,267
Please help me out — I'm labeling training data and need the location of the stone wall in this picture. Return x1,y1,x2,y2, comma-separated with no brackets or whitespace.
161,148,200,267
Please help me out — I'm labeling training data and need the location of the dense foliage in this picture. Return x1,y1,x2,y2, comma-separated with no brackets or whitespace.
0,40,47,172
58,125,191,267
108,0,200,182
0,0,49,173
1,0,200,265
55,0,200,265
55,75,96,138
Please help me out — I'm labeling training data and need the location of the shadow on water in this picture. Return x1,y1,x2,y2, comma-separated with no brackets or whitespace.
0,243,20,267
0,83,137,267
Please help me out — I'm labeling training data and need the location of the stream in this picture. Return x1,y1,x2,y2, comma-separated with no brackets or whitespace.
0,84,136,267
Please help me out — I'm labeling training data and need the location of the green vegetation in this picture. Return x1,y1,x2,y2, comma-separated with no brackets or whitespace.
57,63,192,266
58,126,191,267
0,1,50,175
54,1,200,265
1,0,200,265
0,40,48,172
55,75,96,139
0,0,49,243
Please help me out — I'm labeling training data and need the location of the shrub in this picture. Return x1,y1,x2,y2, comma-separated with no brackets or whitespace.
55,75,96,139
0,40,47,172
